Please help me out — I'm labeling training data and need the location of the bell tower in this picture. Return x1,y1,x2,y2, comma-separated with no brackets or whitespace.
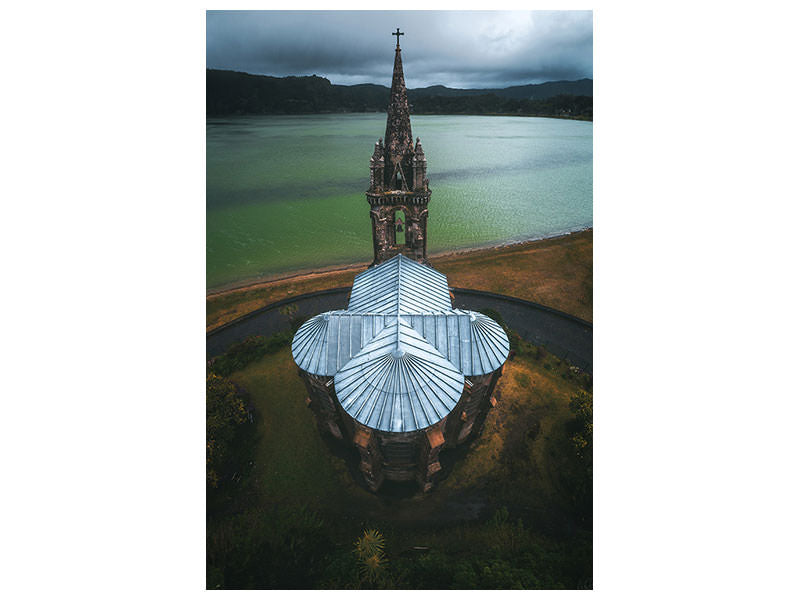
367,29,431,266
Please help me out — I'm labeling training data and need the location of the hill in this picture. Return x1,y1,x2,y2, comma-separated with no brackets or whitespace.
206,69,592,119
408,78,592,101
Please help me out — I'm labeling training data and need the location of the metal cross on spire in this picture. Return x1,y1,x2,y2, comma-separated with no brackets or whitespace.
392,28,404,49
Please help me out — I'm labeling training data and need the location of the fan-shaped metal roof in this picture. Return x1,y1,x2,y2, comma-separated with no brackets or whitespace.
334,317,464,432
291,254,509,433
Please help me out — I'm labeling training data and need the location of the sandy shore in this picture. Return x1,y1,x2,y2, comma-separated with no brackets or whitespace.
207,226,592,299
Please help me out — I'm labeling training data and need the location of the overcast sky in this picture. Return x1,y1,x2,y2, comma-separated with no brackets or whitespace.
206,10,592,89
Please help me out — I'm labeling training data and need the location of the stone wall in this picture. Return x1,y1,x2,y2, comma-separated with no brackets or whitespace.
298,363,503,493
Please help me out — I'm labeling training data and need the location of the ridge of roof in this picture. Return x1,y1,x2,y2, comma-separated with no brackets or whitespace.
348,254,451,314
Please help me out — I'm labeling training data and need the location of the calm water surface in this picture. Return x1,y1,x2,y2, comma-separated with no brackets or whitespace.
207,114,592,289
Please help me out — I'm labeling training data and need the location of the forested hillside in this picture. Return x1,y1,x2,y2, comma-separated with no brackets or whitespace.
207,69,592,119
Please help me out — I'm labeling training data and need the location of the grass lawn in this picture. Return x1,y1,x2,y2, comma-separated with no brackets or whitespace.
207,229,592,331
225,340,590,531
430,229,592,323
227,347,379,514
209,334,592,588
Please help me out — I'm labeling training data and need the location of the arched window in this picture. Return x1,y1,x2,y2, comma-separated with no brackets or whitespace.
394,210,405,246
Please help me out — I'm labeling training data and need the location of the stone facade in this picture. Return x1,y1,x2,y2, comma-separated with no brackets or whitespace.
367,43,431,266
299,365,504,492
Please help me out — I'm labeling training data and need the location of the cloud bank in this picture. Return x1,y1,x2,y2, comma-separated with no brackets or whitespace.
207,10,592,89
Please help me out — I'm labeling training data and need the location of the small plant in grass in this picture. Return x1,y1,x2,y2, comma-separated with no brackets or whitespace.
279,303,308,332
354,529,388,586
278,303,298,318
487,507,527,555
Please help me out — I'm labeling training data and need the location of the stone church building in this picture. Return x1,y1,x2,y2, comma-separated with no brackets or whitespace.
291,32,509,492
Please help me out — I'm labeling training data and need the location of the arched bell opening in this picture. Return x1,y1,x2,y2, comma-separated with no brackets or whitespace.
394,209,405,246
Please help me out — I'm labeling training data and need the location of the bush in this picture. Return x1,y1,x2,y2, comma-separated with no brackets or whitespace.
209,332,292,377
567,391,593,461
206,372,249,489
562,390,593,524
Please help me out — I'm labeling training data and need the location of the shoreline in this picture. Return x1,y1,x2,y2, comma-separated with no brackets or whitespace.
208,112,592,122
207,226,592,298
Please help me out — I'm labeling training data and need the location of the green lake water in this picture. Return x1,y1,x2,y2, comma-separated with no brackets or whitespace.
207,114,592,289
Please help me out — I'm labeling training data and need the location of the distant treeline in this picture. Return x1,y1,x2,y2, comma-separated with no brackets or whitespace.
412,93,592,119
207,69,592,120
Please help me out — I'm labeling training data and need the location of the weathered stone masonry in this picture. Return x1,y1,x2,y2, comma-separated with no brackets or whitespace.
367,41,431,265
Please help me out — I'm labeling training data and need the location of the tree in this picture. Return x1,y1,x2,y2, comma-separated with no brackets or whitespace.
206,372,248,488
564,390,593,523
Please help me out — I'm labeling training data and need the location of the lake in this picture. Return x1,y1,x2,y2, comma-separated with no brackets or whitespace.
207,114,592,289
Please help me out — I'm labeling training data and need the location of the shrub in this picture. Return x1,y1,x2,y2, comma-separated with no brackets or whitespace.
354,529,388,587
279,303,308,332
567,391,593,461
562,390,593,524
206,372,248,489
209,332,292,377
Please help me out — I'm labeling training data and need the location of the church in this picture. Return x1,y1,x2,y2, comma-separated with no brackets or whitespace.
291,31,509,493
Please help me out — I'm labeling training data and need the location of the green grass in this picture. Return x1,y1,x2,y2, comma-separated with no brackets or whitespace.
212,339,592,588
227,343,588,523
229,349,374,510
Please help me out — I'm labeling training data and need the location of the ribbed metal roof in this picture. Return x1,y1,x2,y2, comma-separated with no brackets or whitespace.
291,255,509,433
348,254,451,313
334,318,464,432
404,311,510,376
292,310,509,378
292,312,392,377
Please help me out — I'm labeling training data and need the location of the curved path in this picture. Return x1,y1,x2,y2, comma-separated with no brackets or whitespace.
207,287,592,373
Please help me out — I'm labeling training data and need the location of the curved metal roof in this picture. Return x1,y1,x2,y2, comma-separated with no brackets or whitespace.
292,313,332,375
334,318,464,432
291,254,510,433
292,310,509,378
404,311,510,376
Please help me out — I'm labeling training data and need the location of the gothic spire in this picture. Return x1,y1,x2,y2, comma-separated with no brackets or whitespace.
371,137,384,163
384,35,413,172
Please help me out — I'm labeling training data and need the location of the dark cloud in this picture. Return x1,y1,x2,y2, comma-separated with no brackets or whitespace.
206,10,592,89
